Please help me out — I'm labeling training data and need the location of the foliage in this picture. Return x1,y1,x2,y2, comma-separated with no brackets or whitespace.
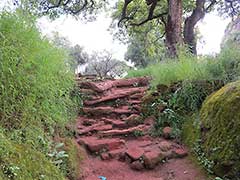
200,81,240,179
13,0,107,20
0,11,80,179
124,32,165,68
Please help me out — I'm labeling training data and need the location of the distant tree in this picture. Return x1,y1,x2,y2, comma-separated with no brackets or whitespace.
124,33,165,68
69,44,89,65
85,50,128,78
51,32,89,71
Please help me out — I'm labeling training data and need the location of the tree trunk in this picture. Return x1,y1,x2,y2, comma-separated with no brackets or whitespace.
165,0,183,58
183,0,206,54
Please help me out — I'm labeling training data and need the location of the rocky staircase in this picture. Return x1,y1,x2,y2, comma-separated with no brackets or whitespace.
75,75,188,171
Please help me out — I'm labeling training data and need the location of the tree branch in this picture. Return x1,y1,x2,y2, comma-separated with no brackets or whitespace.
118,0,134,27
130,12,167,26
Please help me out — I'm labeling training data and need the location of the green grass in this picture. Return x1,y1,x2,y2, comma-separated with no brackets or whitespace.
0,11,81,179
127,47,240,87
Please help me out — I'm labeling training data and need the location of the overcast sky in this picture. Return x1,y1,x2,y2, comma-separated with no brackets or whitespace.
0,0,231,60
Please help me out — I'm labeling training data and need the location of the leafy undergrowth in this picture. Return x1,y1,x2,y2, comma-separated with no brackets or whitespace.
0,11,82,179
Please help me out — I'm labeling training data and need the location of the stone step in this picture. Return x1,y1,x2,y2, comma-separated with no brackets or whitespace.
83,106,138,116
79,77,150,93
84,87,147,106
77,122,113,135
130,92,145,99
77,136,125,153
102,118,128,129
99,124,148,137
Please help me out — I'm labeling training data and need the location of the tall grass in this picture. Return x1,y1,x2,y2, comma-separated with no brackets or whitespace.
0,11,79,179
127,47,240,86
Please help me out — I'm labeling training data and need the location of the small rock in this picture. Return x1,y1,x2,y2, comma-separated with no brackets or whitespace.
125,114,141,126
130,160,144,171
109,148,125,159
173,148,188,158
143,150,164,169
100,153,111,160
158,141,172,152
162,127,172,139
144,116,155,126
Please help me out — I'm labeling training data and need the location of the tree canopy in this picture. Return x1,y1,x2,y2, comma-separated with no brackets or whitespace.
12,0,240,57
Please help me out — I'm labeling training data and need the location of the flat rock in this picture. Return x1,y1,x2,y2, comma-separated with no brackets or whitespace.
99,125,145,137
109,148,126,159
130,93,145,99
126,147,144,160
83,106,134,116
78,137,125,153
80,80,115,92
114,77,150,87
84,87,147,106
102,118,127,128
143,150,164,169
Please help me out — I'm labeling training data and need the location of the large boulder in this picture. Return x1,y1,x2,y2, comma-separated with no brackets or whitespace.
200,81,240,178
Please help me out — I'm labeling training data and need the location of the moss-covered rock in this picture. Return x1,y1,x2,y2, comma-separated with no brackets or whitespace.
200,81,240,178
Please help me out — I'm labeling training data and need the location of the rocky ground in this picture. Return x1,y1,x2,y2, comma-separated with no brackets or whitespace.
75,75,208,180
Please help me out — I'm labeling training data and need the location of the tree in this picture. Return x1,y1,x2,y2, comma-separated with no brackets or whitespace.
113,0,240,56
84,50,128,78
51,32,89,70
13,0,106,19
124,32,165,67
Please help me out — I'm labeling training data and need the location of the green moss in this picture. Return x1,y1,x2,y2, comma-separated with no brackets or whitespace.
0,133,65,180
182,114,201,149
200,81,240,178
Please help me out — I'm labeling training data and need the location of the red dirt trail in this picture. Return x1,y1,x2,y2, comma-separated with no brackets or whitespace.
75,75,208,180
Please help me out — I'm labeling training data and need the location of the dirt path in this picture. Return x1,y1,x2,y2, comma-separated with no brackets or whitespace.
75,76,208,180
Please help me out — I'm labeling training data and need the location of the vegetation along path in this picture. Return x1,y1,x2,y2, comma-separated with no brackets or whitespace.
75,75,207,180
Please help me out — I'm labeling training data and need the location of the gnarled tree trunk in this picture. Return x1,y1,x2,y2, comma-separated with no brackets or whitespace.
183,0,206,54
165,0,183,58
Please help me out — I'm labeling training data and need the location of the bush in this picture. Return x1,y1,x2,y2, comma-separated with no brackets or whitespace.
200,81,240,179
